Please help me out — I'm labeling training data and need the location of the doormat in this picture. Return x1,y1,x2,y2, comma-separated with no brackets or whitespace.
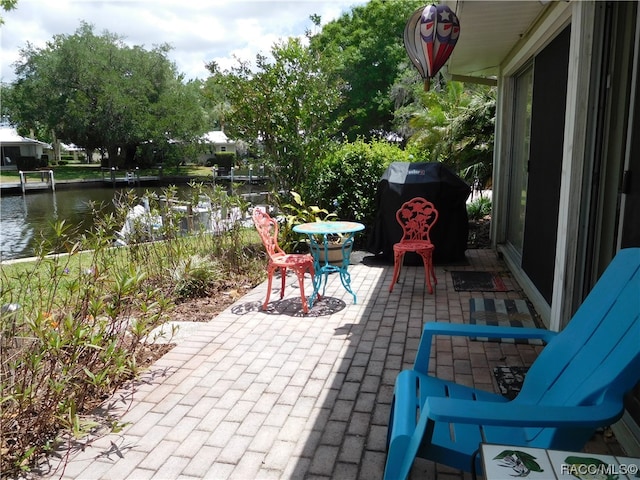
450,271,508,292
493,365,529,400
469,298,544,345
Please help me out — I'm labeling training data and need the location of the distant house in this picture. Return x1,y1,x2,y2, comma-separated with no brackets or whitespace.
60,142,87,163
0,126,51,170
197,130,236,163
195,130,237,173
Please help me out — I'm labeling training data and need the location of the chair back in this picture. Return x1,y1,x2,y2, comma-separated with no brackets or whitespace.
516,248,640,447
252,208,284,259
396,197,439,243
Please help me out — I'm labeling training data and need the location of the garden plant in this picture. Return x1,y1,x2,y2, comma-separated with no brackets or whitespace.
0,184,265,476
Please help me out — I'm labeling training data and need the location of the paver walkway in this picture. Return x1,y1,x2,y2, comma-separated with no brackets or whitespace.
36,250,624,480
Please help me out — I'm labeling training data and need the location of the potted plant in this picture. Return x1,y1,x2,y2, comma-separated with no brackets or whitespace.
278,191,347,264
320,232,351,265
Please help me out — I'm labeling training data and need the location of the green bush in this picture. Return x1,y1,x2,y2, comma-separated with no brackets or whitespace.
58,154,86,163
16,156,46,170
305,139,410,228
206,152,236,169
467,195,492,220
0,231,172,475
172,254,223,299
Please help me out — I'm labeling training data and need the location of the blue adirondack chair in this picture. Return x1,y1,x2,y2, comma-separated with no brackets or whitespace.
384,247,640,480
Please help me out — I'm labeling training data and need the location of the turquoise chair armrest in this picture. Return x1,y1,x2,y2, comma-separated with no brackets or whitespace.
414,322,557,374
424,397,624,428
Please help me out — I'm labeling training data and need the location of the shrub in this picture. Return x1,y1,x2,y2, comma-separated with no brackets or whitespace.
15,156,39,170
0,229,173,475
172,254,223,299
0,184,263,476
205,152,236,169
305,139,410,228
467,195,492,220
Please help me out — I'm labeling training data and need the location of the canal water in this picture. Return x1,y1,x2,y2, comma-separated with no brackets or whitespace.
0,184,260,261
1,187,152,261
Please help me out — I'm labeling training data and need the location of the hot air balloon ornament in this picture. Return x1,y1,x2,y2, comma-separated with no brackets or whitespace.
404,4,460,91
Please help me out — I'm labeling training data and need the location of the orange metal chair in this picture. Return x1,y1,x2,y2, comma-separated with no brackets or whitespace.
252,208,316,313
390,197,439,293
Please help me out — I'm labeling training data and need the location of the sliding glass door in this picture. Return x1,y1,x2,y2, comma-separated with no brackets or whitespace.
506,65,533,254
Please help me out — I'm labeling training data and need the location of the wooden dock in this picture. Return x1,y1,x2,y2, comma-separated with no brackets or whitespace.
0,168,271,195
15,170,56,194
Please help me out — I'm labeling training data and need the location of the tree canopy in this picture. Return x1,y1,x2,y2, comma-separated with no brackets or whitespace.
0,0,17,24
205,37,343,190
5,22,207,167
309,0,424,141
3,3,496,188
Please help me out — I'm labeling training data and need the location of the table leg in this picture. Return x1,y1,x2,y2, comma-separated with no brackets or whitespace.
306,231,359,305
338,233,357,303
308,270,322,308
307,235,325,308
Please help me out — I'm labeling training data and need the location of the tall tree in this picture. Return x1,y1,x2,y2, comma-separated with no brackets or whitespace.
199,64,232,132
5,22,206,167
309,0,424,141
205,37,343,190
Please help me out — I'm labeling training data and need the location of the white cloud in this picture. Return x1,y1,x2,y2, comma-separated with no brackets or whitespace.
0,0,367,83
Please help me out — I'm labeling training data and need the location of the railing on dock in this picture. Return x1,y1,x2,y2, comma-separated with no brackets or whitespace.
101,166,148,187
18,170,55,194
211,165,269,187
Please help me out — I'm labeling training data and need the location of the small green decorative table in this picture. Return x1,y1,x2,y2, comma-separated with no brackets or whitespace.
293,221,365,307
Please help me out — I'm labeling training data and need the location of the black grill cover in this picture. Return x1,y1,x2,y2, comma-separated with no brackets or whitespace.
367,162,471,264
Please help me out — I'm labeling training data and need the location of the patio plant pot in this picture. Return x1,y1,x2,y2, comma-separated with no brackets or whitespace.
319,243,346,265
318,235,349,266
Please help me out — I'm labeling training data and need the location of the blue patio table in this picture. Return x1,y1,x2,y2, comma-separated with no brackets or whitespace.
293,221,365,307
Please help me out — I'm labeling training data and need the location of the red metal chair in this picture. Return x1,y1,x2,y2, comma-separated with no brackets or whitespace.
390,197,439,293
252,208,316,313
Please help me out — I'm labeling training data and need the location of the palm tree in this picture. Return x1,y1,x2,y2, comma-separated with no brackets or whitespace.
394,76,495,187
448,86,495,188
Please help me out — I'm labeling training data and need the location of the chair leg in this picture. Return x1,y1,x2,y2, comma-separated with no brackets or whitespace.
308,264,320,307
418,251,434,294
263,268,275,310
390,252,404,292
294,268,309,314
425,261,433,294
280,267,287,299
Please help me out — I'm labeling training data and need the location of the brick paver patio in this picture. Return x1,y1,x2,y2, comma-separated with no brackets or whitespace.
35,249,625,480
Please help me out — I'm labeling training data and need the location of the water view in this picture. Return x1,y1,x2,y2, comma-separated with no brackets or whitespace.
0,185,225,261
0,181,269,262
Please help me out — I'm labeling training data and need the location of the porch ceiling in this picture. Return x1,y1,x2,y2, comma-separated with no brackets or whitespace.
442,0,548,79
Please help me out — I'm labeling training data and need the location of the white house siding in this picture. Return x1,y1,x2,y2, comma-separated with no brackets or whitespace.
0,126,51,169
197,130,236,164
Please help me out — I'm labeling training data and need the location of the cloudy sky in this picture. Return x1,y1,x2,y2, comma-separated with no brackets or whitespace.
1,0,367,83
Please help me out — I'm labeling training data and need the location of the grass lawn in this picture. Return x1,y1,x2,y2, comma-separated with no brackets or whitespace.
0,223,264,311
